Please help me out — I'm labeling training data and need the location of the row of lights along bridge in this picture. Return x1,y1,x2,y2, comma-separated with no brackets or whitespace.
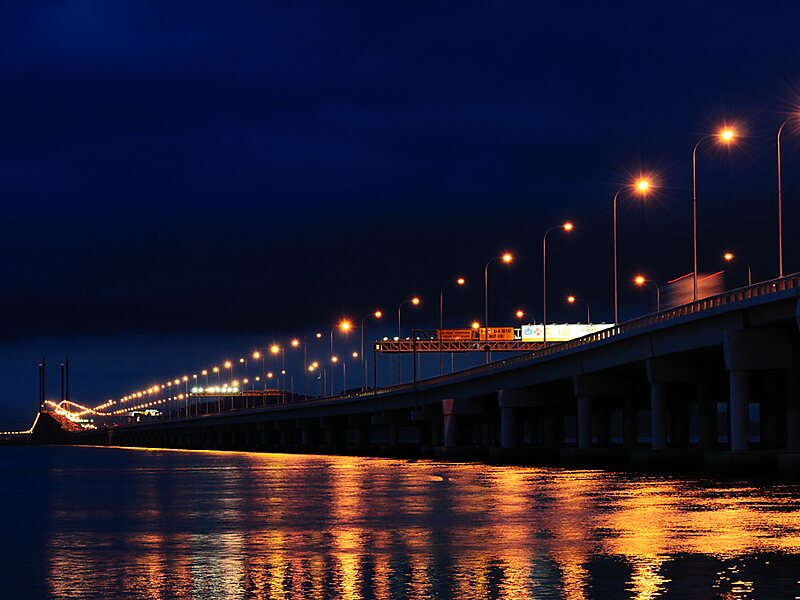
97,117,799,413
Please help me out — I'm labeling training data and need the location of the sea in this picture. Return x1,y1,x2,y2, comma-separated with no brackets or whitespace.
2,445,800,599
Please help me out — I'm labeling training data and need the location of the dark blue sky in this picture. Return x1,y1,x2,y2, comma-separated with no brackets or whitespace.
2,2,800,424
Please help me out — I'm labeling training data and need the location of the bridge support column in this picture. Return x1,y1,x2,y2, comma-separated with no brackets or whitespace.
596,407,611,446
500,407,518,449
724,328,793,453
788,368,800,450
729,369,750,453
431,418,442,447
576,396,591,450
697,377,718,449
498,389,522,449
543,407,562,448
442,399,457,449
623,396,638,449
646,358,697,450
650,382,668,451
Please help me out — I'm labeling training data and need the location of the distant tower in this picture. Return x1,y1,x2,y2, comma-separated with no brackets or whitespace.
38,357,46,412
65,355,70,402
60,361,65,404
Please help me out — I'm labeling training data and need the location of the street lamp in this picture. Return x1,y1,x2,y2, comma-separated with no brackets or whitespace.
543,223,573,345
440,277,466,374
566,294,591,324
777,115,799,278
515,309,525,319
360,310,382,390
723,251,752,287
634,274,661,312
270,344,285,402
484,254,512,363
223,361,233,411
692,127,737,301
397,297,420,384
612,178,651,324
330,320,352,395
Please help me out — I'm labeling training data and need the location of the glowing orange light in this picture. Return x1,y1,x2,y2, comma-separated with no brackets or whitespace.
471,321,480,329
252,351,261,359
239,358,245,363
340,320,352,331
721,129,735,142
502,253,513,263
457,277,466,285
567,295,576,304
411,297,420,305
374,310,382,318
563,222,574,231
315,332,322,338
636,179,650,192
352,351,358,358
270,344,280,355
724,252,735,261
212,367,219,373
223,361,232,369
515,309,524,318
332,356,338,363
634,275,646,286
291,339,300,347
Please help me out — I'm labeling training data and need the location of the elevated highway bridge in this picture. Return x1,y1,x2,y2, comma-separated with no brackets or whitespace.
47,274,800,477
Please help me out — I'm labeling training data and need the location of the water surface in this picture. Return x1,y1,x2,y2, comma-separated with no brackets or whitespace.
3,446,800,598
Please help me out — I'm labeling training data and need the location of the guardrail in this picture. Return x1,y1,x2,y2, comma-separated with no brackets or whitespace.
335,273,800,401
90,273,800,429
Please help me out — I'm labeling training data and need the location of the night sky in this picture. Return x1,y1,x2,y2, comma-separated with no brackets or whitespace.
2,2,800,426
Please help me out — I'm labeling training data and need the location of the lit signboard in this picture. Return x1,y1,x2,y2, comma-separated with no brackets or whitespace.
519,323,613,342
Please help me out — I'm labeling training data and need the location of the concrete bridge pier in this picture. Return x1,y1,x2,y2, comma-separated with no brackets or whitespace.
572,375,630,451
787,366,800,450
442,399,457,449
723,328,794,452
724,329,793,453
696,376,719,449
498,389,523,449
646,359,696,450
623,395,638,449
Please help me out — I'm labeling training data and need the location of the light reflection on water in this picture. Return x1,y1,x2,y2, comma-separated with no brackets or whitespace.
3,446,800,598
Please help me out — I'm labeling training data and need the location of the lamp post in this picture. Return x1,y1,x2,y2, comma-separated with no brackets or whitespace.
330,320,351,395
223,361,232,411
566,295,591,324
543,223,573,345
439,277,465,374
484,254,512,363
692,128,736,300
723,252,752,287
270,344,284,402
634,275,661,312
289,339,300,401
613,178,651,324
361,310,382,390
777,117,798,278
397,297,420,384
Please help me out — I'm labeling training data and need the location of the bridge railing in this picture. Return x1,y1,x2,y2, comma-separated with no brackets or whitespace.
332,272,800,401
94,273,800,427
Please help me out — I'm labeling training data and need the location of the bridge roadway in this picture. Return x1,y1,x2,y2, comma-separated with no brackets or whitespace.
70,274,800,477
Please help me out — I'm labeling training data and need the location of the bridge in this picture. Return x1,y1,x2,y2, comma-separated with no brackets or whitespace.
17,274,800,477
